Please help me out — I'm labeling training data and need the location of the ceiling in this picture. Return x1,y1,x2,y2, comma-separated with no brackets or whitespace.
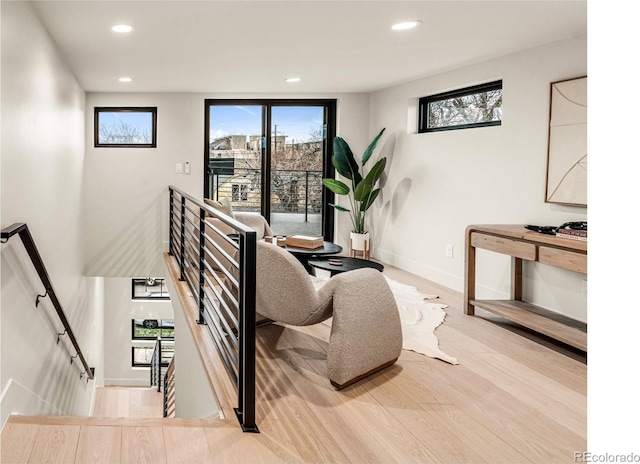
31,1,587,94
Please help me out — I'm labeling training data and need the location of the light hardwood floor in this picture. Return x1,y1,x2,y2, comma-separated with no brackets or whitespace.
1,262,587,464
91,387,164,418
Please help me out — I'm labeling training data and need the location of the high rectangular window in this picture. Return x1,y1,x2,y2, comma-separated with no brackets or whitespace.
418,80,502,133
132,278,169,300
94,107,157,147
132,319,175,340
132,345,174,367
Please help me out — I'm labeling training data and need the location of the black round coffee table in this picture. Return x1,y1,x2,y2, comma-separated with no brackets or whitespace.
284,241,343,273
308,256,384,277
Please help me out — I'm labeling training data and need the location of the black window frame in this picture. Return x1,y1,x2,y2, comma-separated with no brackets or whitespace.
131,345,174,368
94,106,158,148
418,80,503,133
204,99,337,242
131,319,175,340
131,278,170,300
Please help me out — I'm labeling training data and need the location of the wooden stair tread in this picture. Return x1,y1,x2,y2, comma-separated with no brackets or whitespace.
6,415,229,428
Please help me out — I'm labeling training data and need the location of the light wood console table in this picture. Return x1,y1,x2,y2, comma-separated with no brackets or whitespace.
464,224,587,351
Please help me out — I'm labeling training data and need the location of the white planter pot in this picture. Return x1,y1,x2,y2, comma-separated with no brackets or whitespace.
350,232,371,259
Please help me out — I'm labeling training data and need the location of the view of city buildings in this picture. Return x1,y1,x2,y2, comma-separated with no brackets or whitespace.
208,133,325,235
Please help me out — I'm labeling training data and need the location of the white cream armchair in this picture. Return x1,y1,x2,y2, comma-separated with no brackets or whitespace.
255,241,402,389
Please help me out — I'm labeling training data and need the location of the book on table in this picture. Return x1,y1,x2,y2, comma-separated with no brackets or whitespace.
556,228,587,241
285,235,324,249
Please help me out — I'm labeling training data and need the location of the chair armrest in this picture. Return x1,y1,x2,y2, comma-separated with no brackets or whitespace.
233,212,273,239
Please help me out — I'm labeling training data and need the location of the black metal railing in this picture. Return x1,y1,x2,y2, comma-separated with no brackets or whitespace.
1,223,95,381
168,186,258,432
150,337,163,392
208,167,323,218
163,356,176,418
150,337,175,393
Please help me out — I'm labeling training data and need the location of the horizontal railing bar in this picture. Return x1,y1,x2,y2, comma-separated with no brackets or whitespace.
184,204,200,218
202,296,239,352
201,285,239,340
183,214,199,233
202,267,239,328
202,236,239,280
171,186,253,235
204,221,240,249
202,309,239,385
202,244,239,291
201,306,239,368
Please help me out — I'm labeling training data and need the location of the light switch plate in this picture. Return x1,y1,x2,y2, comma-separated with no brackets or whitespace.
175,163,183,173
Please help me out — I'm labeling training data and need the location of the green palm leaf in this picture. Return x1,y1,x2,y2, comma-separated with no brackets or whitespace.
322,178,350,195
360,188,380,211
329,203,351,212
333,137,362,185
361,128,386,166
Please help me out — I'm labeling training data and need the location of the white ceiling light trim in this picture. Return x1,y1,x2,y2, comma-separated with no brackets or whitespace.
285,77,302,83
118,77,133,82
112,24,134,33
391,20,422,31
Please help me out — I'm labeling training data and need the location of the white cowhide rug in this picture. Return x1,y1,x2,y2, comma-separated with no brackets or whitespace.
310,273,459,365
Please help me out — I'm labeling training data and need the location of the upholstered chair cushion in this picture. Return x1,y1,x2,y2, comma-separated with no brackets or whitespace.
204,197,235,219
256,241,335,326
254,241,402,389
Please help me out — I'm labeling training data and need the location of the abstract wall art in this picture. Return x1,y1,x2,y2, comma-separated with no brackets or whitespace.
545,76,587,206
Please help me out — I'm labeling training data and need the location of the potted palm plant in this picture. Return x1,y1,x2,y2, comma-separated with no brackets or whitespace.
322,128,386,258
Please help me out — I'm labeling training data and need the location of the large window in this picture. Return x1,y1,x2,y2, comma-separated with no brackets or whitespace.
132,319,175,340
205,100,337,240
94,107,157,147
418,80,502,133
132,278,169,300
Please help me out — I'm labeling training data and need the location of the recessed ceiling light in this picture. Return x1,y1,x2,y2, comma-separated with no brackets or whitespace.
285,77,302,83
118,77,133,83
112,24,134,33
391,20,422,31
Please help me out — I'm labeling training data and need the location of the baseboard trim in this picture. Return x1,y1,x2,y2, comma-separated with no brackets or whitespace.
104,378,150,387
0,379,64,430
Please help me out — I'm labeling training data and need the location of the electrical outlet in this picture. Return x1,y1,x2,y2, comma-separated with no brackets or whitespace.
446,244,454,258
582,279,587,297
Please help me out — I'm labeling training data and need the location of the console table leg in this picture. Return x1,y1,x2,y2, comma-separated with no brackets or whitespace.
512,257,523,301
464,239,476,315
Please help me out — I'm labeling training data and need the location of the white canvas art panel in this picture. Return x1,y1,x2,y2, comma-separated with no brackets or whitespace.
545,76,587,206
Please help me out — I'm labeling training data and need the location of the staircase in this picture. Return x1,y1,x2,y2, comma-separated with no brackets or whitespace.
1,415,237,463
1,385,232,463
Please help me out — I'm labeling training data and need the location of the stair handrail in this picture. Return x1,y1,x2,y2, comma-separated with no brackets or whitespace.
1,223,94,380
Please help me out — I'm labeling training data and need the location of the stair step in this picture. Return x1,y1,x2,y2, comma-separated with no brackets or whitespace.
6,415,227,428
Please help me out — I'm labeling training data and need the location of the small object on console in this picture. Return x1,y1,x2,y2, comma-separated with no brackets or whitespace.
524,225,557,235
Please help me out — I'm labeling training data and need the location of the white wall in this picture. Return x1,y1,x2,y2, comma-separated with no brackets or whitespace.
103,277,173,386
83,92,369,277
163,271,219,419
368,36,588,321
0,2,103,427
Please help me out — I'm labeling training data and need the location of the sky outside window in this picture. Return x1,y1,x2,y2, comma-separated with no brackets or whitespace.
209,105,324,143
